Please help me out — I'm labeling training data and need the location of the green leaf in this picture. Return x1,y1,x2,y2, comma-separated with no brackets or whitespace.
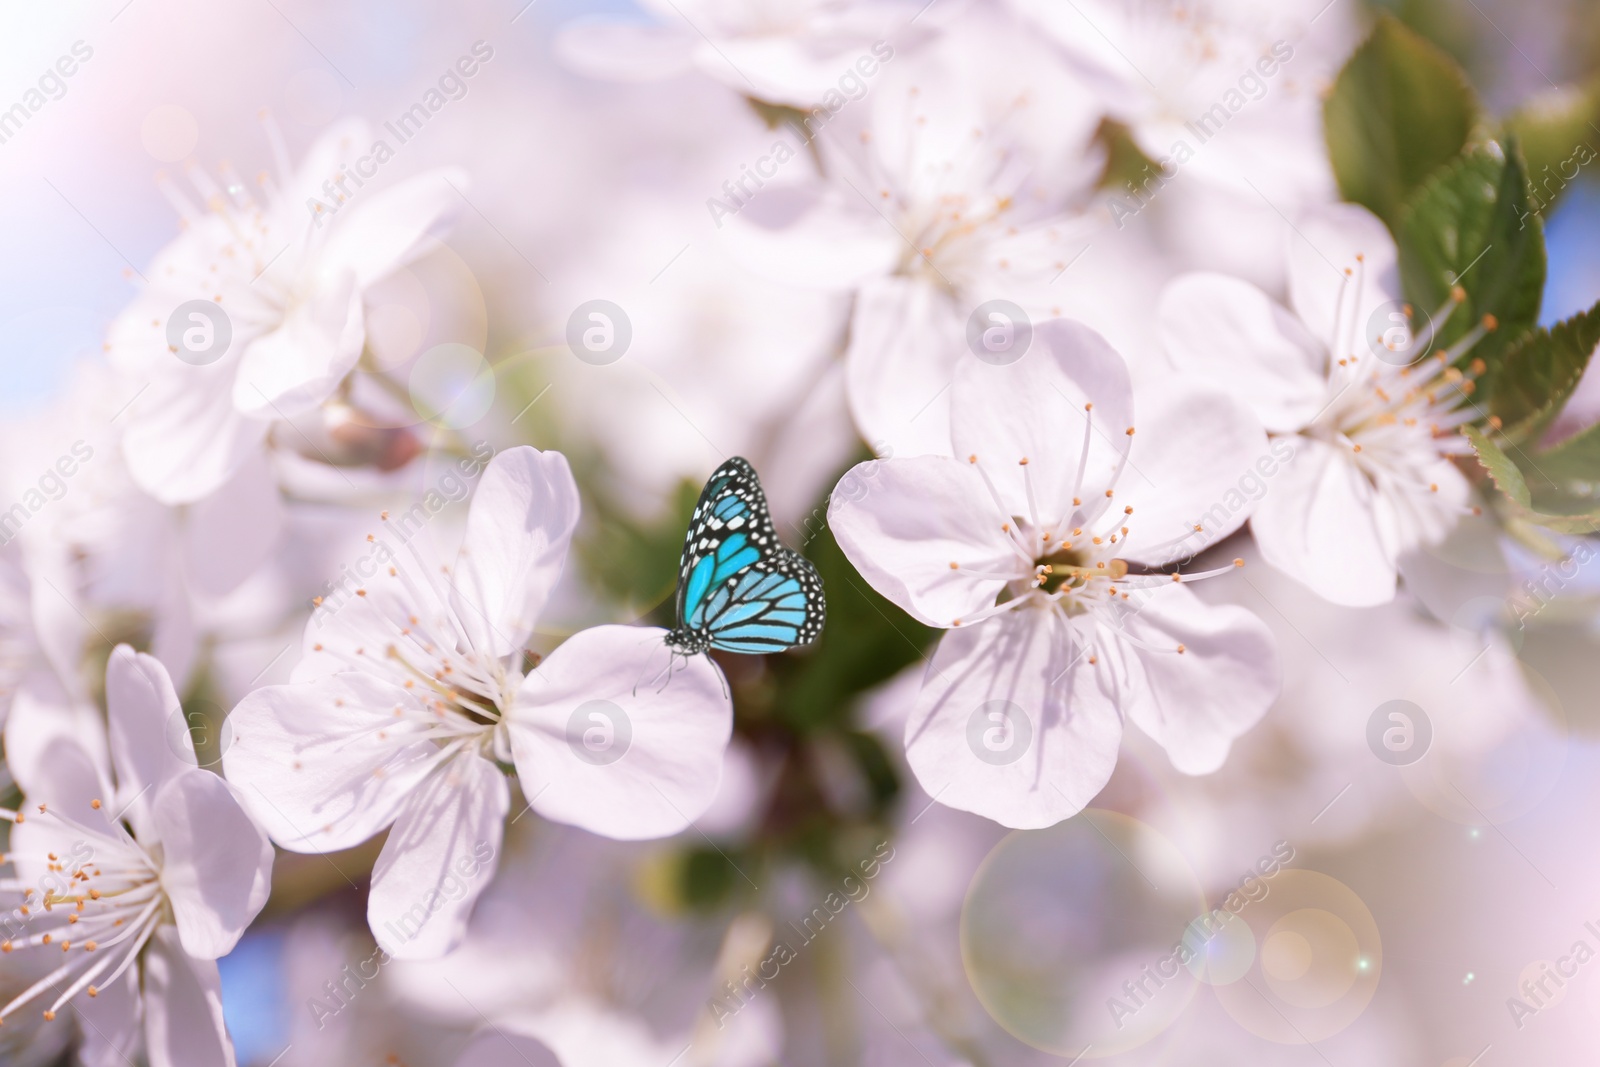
1502,79,1600,217
573,476,699,625
678,845,746,910
1532,419,1600,492
1503,512,1572,558
767,522,938,734
1465,419,1600,531
1511,507,1600,536
839,729,901,809
1489,300,1600,444
1397,145,1546,378
1095,117,1162,194
1463,424,1530,507
1324,13,1479,229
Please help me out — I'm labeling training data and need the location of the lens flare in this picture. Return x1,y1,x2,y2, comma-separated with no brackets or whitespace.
962,809,1204,1057
1213,870,1381,1043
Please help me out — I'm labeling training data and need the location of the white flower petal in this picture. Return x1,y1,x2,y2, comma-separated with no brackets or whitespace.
76,968,142,1067
1115,384,1269,566
1286,202,1401,350
4,679,110,805
223,673,445,853
22,549,90,699
723,183,901,288
319,169,467,290
286,119,376,206
151,771,274,960
1158,272,1327,432
232,272,364,419
142,927,237,1067
827,457,1020,626
845,275,963,458
905,604,1122,829
8,737,108,889
510,625,732,839
368,751,508,960
182,450,286,597
1250,435,1397,606
1373,455,1473,562
290,562,446,685
1102,584,1280,774
106,645,189,836
711,37,899,108
950,319,1133,528
451,446,581,658
121,369,269,505
867,54,987,196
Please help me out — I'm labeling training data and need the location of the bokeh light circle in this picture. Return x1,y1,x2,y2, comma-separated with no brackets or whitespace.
367,302,426,371
1449,593,1523,657
1183,912,1256,985
961,809,1205,1057
1212,870,1381,1043
409,343,495,428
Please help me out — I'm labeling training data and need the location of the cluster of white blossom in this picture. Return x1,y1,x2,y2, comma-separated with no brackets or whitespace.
2,0,1597,1063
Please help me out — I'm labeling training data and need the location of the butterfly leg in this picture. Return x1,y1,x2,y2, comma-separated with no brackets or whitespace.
654,652,682,694
633,645,675,697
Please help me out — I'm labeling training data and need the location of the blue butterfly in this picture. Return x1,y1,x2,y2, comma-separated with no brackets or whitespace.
665,457,825,656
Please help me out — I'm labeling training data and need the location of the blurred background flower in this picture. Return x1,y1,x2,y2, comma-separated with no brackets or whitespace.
1,0,1598,1064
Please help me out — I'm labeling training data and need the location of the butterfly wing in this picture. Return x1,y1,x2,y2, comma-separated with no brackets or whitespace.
676,457,767,628
700,550,825,654
675,456,825,653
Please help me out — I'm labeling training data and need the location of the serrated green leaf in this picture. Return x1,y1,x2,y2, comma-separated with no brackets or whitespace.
1324,13,1479,229
1502,80,1600,217
1503,513,1572,558
1463,424,1531,507
1397,146,1546,379
1514,509,1600,536
1490,301,1600,444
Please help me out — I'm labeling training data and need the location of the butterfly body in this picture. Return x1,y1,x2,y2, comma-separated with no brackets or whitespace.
666,457,825,656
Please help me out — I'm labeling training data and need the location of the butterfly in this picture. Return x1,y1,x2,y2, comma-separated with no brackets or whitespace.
665,457,825,657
